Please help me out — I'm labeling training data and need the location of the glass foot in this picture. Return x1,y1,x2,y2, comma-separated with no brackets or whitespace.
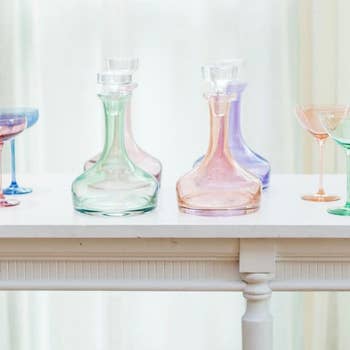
301,194,340,202
0,199,20,207
3,183,32,195
327,207,350,216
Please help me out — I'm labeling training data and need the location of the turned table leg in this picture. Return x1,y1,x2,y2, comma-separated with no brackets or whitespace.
241,273,273,350
239,239,275,350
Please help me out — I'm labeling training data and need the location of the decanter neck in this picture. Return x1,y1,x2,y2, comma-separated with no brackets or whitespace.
99,93,132,163
229,95,243,140
205,95,232,159
227,82,246,142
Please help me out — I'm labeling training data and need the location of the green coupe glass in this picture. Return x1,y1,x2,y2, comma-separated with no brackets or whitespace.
319,105,350,215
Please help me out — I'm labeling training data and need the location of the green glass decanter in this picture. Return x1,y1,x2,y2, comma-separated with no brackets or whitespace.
72,58,159,216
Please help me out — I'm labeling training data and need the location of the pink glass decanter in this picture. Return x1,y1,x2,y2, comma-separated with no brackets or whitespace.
84,58,162,183
176,62,262,216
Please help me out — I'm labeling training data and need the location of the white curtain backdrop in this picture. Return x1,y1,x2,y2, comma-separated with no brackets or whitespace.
0,0,301,181
1,0,350,349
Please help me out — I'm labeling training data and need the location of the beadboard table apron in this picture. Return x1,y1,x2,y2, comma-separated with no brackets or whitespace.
0,174,349,350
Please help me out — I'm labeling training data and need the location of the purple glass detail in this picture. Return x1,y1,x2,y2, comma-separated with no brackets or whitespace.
194,82,270,188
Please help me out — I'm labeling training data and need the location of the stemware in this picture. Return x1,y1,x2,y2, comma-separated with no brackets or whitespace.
1,108,39,195
0,113,26,206
318,106,350,215
296,105,340,202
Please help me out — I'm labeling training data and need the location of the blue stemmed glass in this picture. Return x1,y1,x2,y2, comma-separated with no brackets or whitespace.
1,108,39,195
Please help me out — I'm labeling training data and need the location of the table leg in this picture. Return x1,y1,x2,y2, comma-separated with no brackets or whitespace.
241,273,273,350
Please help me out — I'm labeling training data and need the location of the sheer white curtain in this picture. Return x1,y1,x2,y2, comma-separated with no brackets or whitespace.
0,0,299,180
0,0,350,349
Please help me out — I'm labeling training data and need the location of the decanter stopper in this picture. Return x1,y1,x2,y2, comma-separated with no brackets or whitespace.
106,57,139,73
97,58,138,93
202,59,243,94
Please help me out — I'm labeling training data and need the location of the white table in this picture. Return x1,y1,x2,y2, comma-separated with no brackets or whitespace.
1,174,350,350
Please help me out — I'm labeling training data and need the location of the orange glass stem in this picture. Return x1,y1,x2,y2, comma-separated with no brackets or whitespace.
317,139,326,195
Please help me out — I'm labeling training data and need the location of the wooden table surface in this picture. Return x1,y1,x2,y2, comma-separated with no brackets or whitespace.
0,173,349,350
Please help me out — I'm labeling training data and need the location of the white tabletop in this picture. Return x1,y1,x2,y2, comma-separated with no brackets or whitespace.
0,174,349,238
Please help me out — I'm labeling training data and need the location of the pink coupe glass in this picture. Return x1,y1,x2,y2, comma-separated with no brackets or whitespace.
0,113,26,207
296,105,341,202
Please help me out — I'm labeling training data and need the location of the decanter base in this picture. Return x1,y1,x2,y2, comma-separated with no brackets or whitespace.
178,206,259,217
74,205,156,217
193,156,271,190
85,156,162,184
